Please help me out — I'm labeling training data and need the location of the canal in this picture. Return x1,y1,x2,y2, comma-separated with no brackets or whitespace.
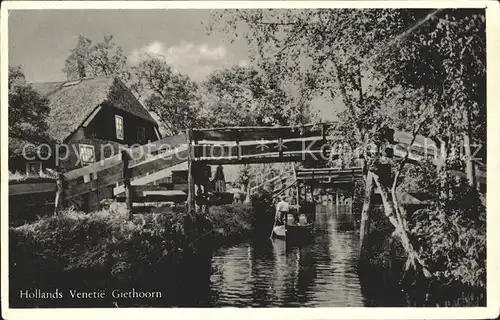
203,204,406,307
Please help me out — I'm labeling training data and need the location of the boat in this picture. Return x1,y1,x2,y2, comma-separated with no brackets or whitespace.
272,213,314,240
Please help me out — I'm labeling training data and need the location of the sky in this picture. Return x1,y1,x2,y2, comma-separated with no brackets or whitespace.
8,9,341,121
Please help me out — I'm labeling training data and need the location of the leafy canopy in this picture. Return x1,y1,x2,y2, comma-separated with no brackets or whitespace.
63,34,130,81
8,65,51,143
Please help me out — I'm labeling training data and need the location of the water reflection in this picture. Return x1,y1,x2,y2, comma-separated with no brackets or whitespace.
209,205,367,307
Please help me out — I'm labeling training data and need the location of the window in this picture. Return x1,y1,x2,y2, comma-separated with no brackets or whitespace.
79,144,96,165
26,162,42,176
115,115,124,140
138,126,146,144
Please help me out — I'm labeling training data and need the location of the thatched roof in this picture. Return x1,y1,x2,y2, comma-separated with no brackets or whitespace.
30,77,156,142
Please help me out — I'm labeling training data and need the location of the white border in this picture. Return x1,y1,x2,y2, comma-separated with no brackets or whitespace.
1,1,499,319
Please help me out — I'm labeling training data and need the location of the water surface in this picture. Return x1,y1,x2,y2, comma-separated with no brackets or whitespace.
208,204,369,307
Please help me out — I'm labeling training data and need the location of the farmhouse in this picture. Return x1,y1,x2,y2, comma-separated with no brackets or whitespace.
11,76,161,175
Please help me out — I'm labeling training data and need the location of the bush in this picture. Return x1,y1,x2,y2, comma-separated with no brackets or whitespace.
250,189,276,235
9,207,202,307
206,204,254,245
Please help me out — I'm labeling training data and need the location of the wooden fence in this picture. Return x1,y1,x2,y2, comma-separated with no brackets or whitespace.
9,125,487,219
10,133,189,218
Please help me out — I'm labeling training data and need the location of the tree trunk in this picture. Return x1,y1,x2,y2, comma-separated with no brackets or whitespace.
358,171,374,259
463,131,476,188
372,171,431,277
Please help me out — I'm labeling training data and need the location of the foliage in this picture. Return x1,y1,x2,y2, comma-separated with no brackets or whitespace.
207,204,254,241
9,207,189,297
8,66,52,144
12,207,185,267
131,57,208,135
201,65,314,127
210,9,485,149
62,34,130,81
251,188,275,215
410,180,486,289
209,8,486,285
234,165,251,190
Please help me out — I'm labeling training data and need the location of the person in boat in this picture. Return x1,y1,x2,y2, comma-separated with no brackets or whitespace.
275,195,290,225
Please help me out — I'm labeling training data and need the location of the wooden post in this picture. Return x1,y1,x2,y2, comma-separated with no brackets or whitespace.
335,188,339,207
278,137,283,158
54,172,65,216
187,129,196,215
359,171,374,259
236,139,241,161
296,180,301,207
122,150,133,220
203,166,209,214
311,177,316,216
351,169,355,216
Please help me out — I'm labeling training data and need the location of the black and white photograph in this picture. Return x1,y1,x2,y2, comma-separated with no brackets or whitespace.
1,1,498,318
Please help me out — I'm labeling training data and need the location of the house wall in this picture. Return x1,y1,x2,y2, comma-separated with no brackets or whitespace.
58,106,158,211
57,127,123,172
85,104,158,146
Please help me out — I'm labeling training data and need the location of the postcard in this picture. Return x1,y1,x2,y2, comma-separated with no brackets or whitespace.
1,1,498,319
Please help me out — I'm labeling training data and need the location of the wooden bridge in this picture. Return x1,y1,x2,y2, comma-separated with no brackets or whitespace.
9,122,486,218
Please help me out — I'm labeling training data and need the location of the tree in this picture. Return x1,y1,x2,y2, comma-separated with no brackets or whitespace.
201,65,315,127
8,65,51,143
209,8,485,280
131,57,207,136
63,34,130,81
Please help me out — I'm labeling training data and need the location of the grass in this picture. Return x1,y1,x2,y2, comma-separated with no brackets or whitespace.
9,202,266,307
9,206,195,307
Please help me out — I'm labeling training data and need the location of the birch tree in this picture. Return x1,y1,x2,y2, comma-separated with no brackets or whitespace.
209,8,485,278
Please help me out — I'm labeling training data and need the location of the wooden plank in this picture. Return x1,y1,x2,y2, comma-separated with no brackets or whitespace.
122,150,133,219
314,181,356,188
296,174,363,181
296,169,363,176
117,194,187,203
82,106,102,127
64,153,123,181
129,147,189,179
129,133,187,159
192,123,331,142
196,150,327,165
300,176,359,183
297,170,363,178
132,184,188,193
116,185,188,196
65,171,123,199
194,138,329,159
296,167,363,173
393,130,439,150
187,129,195,214
132,206,176,214
9,182,56,196
63,134,187,182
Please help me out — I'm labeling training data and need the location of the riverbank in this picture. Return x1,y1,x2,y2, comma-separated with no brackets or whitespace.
9,206,210,307
358,204,486,307
9,200,270,307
